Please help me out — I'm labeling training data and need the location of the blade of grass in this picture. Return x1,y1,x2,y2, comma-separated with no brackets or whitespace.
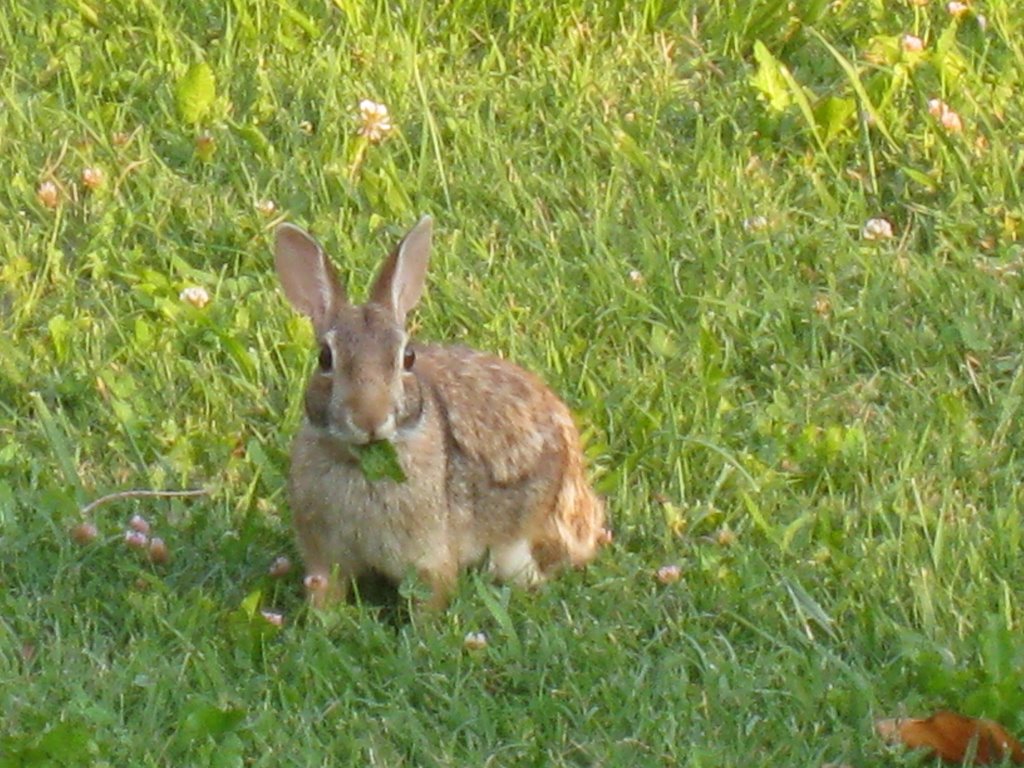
808,28,897,149
30,392,84,499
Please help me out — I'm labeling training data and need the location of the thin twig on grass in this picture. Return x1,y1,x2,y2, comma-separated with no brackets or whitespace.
80,488,208,518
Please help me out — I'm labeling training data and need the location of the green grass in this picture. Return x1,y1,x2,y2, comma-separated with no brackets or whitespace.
2,0,1024,765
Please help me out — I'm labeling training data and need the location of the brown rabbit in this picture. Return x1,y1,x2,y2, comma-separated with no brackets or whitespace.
274,216,605,609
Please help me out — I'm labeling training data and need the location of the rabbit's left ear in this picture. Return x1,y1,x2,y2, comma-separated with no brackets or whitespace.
371,216,432,325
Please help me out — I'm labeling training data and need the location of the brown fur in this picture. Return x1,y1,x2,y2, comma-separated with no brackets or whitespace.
274,217,605,609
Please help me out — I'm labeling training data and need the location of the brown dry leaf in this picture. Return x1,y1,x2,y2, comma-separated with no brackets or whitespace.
876,711,1024,765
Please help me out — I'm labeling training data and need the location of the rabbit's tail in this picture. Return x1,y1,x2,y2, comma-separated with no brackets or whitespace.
554,465,605,566
546,415,605,568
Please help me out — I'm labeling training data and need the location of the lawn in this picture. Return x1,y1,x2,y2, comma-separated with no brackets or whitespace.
2,0,1024,765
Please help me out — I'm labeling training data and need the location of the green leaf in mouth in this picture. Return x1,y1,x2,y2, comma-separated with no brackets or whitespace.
352,440,407,483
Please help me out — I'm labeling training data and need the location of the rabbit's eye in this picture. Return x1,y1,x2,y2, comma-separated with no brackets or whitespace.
318,343,333,372
402,345,416,370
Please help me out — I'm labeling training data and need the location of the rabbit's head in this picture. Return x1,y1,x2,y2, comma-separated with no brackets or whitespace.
274,218,432,445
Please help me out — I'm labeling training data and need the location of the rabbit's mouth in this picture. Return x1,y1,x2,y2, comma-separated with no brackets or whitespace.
331,412,398,446
316,426,394,460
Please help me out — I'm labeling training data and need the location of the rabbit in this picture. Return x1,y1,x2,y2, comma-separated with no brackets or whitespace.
273,216,606,609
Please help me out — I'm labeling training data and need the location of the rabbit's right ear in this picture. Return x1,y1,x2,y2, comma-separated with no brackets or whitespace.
274,224,346,333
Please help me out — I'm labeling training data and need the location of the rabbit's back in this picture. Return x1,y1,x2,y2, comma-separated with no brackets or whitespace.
416,344,605,577
415,344,567,484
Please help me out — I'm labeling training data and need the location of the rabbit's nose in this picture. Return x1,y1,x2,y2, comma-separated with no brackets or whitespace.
347,392,393,441
365,415,397,443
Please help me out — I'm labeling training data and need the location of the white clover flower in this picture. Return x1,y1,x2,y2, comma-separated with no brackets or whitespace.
261,610,285,627
124,530,148,549
628,269,644,286
927,99,963,133
71,522,98,544
656,565,682,584
129,514,150,534
81,167,105,190
976,14,987,31
357,99,393,143
37,181,59,208
179,286,210,309
268,556,292,578
255,199,276,217
901,34,924,53
947,1,969,17
743,215,769,233
861,218,894,241
304,574,328,592
813,294,832,318
940,109,963,133
147,537,170,564
463,631,488,650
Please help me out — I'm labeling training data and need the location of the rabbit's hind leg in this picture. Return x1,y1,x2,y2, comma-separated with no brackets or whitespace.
489,538,544,587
